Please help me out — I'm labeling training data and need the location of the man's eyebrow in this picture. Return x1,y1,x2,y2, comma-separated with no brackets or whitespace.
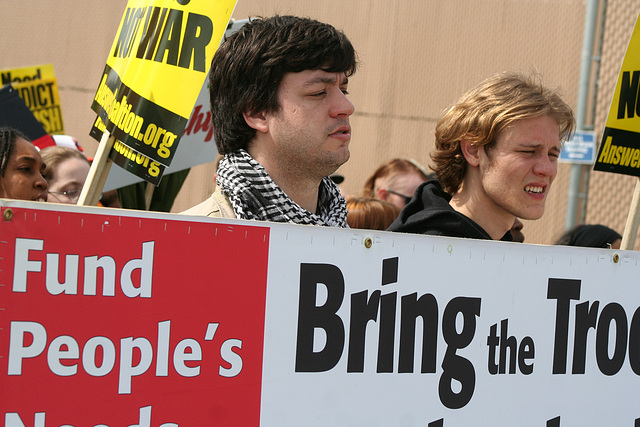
518,142,561,151
303,74,349,87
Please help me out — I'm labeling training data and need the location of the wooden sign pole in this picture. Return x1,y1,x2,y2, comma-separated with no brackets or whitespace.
621,177,640,250
77,130,115,207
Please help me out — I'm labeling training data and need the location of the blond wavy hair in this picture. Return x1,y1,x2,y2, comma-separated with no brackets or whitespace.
431,72,575,194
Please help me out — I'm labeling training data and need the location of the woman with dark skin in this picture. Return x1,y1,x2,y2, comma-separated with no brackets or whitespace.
0,127,48,201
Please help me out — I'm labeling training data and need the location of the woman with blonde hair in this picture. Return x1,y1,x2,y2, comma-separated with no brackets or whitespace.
40,145,90,204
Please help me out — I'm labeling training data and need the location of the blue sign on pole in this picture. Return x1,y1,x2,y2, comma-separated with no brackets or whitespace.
559,130,596,164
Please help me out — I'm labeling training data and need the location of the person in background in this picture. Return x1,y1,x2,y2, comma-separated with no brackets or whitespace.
346,196,401,230
511,217,525,243
363,158,431,209
554,224,622,249
0,126,48,201
98,190,121,208
182,15,357,226
388,72,575,240
40,145,90,205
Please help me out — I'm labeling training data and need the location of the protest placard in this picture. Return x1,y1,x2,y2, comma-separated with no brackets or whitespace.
0,64,65,135
594,15,640,177
81,0,236,204
0,64,54,84
101,18,251,192
89,0,236,163
1,200,639,426
593,12,640,249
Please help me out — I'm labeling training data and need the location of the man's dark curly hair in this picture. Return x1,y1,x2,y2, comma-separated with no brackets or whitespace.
209,15,358,154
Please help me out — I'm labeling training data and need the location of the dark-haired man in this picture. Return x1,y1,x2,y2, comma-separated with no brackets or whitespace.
183,16,357,226
388,72,575,240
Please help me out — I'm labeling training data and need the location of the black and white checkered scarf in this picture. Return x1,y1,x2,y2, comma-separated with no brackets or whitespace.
216,150,348,227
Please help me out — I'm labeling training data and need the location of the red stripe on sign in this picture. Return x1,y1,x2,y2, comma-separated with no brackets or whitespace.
0,206,269,426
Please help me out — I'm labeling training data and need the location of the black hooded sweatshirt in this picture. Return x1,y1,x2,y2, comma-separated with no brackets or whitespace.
386,180,512,241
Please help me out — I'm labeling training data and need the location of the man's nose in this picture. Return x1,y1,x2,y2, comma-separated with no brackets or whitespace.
534,155,556,177
331,90,355,117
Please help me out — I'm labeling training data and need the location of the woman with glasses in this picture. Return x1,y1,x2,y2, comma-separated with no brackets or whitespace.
363,158,432,209
40,145,90,205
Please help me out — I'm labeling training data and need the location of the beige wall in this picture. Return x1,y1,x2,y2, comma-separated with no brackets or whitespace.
3,0,640,247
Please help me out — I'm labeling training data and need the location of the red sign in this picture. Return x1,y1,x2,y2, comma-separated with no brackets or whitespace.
1,206,270,426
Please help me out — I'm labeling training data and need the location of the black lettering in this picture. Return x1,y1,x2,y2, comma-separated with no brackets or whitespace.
595,303,627,375
572,301,599,374
1,71,11,85
398,292,438,374
33,108,62,134
617,70,640,119
547,278,581,374
18,86,34,108
487,320,535,375
295,263,345,372
499,319,517,374
547,416,561,427
137,7,168,60
487,323,499,375
518,336,534,375
347,290,380,373
629,307,640,375
113,7,143,58
377,291,397,373
178,13,213,71
154,9,183,66
35,82,55,107
438,297,480,410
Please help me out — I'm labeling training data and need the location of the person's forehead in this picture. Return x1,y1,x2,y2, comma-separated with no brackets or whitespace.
54,157,90,180
285,69,348,85
496,115,561,146
389,171,425,187
13,137,40,159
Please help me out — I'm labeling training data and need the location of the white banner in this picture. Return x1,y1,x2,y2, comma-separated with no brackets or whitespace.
1,199,639,426
262,228,640,426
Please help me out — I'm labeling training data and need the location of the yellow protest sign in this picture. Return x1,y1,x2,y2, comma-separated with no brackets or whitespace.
12,78,64,134
594,14,640,176
90,0,236,168
0,64,54,84
0,64,64,134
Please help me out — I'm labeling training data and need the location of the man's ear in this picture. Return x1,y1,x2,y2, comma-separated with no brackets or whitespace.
243,110,268,133
460,138,481,167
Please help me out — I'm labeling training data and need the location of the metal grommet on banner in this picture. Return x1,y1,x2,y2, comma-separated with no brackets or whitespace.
364,237,373,249
3,208,13,221
613,253,620,263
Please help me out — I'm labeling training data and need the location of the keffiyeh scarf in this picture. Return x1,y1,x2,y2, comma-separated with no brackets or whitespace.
216,150,348,227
